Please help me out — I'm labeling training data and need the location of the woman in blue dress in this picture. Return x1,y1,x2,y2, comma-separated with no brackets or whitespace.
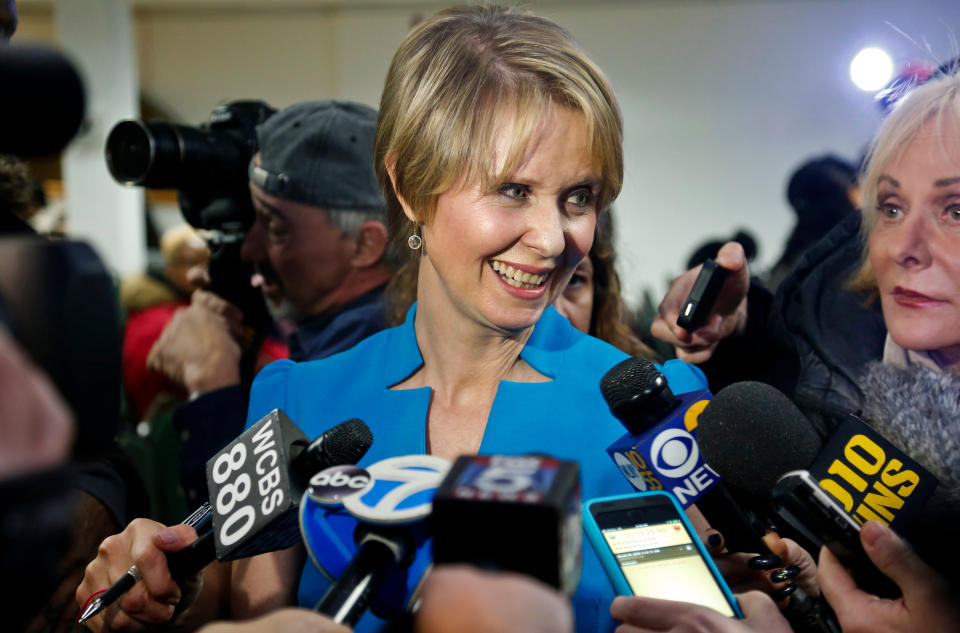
246,7,709,631
76,6,706,633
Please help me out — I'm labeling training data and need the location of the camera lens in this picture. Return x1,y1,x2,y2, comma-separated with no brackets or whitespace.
105,120,155,185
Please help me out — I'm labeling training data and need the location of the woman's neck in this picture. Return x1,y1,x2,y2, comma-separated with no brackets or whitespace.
411,297,539,404
929,345,960,374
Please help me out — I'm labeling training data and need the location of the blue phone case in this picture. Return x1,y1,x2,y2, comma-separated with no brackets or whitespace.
583,490,743,619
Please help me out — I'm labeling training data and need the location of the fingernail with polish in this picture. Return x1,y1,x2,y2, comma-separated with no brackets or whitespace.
707,534,722,548
748,555,783,570
156,529,179,545
772,582,798,601
770,565,801,583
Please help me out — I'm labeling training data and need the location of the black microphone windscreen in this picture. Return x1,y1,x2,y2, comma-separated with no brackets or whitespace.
311,418,373,467
0,44,85,156
698,381,821,495
600,357,675,433
600,357,660,408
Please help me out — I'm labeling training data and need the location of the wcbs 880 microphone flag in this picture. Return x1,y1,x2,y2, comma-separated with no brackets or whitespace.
205,409,372,561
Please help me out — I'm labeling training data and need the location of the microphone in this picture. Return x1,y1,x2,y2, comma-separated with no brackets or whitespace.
79,412,373,624
431,454,582,594
601,357,717,506
205,410,373,561
695,382,852,631
600,357,765,553
697,382,937,531
0,44,85,156
302,454,450,627
697,381,936,599
697,381,821,494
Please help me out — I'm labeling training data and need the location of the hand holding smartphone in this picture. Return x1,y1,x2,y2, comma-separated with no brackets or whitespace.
583,491,743,618
676,259,730,331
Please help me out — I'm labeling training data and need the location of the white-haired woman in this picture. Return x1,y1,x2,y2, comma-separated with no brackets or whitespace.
649,66,960,632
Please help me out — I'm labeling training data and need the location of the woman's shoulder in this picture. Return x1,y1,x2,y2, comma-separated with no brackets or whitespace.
528,306,627,375
246,323,409,426
535,309,706,391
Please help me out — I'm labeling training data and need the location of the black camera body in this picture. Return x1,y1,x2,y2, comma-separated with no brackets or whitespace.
105,100,277,388
106,100,274,229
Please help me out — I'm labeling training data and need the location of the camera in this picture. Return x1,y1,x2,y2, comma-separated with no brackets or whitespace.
106,100,275,231
105,100,277,388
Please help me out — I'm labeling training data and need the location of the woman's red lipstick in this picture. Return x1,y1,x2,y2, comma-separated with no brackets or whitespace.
892,286,946,308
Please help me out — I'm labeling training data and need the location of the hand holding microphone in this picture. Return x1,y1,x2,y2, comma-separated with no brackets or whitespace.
818,520,960,633
417,566,574,633
76,518,209,632
76,412,372,631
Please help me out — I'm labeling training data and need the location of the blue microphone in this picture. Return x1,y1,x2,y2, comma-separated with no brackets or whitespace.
601,357,717,507
601,358,773,554
300,455,451,626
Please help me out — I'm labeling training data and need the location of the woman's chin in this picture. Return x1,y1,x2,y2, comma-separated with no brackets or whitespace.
483,304,549,334
888,327,960,356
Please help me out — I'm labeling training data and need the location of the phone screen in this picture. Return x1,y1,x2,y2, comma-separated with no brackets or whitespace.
593,501,735,616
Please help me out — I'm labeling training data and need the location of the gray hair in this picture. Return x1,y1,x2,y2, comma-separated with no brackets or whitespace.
326,208,386,237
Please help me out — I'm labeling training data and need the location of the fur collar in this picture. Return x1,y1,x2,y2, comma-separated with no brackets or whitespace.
859,361,960,515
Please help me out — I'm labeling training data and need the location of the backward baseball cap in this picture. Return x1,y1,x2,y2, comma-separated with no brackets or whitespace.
249,100,385,212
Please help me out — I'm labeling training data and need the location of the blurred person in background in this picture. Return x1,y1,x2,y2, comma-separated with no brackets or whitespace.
765,154,859,289
0,153,38,233
553,211,658,359
120,224,210,421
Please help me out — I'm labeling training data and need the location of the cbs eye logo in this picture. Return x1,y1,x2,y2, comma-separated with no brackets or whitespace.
649,429,700,479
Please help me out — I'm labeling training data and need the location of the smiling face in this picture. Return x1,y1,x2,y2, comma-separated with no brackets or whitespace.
868,119,960,362
415,105,599,334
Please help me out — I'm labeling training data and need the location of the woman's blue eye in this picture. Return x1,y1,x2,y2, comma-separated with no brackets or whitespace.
877,204,902,219
498,183,529,200
566,188,594,208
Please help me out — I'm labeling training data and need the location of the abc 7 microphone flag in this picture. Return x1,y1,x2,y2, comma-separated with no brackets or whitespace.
300,454,451,617
299,453,583,621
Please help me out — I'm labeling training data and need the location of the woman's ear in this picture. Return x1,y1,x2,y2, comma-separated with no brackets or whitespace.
349,220,389,268
385,156,418,223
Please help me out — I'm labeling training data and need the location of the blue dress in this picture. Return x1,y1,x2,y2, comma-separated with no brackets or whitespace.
246,304,707,632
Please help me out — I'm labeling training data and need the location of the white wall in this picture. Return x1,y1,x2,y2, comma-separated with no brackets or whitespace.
14,0,960,303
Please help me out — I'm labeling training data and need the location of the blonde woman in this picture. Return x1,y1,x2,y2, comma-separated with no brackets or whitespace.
78,7,708,633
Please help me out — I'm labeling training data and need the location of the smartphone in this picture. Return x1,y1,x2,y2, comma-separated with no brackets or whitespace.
583,491,742,618
771,470,899,598
676,259,729,331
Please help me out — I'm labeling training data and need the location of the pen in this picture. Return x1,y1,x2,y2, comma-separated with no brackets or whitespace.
78,502,213,624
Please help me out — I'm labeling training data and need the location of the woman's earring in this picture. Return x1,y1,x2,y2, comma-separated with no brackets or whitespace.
407,224,422,250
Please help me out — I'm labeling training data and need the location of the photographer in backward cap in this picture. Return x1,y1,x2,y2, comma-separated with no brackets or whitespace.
146,100,393,504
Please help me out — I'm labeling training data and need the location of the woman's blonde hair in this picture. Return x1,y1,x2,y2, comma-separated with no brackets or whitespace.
850,69,960,293
375,5,624,323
